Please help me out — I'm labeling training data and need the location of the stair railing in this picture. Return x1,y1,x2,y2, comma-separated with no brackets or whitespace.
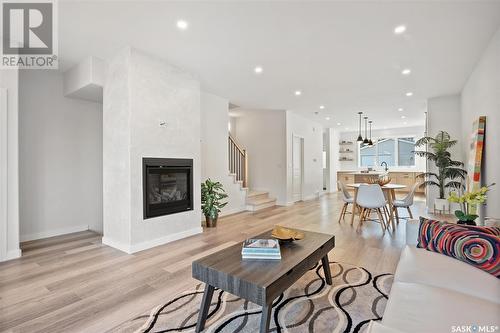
228,135,248,188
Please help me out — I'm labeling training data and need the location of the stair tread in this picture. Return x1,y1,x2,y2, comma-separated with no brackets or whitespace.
246,197,276,205
247,190,269,198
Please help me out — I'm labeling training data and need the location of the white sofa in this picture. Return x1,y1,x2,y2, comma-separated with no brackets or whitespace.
367,221,500,333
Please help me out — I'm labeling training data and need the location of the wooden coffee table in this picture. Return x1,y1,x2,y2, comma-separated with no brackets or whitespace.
192,229,335,333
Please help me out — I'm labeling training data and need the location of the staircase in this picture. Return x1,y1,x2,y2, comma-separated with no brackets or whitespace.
245,191,277,211
228,135,276,212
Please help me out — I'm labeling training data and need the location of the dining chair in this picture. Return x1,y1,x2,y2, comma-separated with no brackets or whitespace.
355,184,388,232
337,181,354,223
392,182,421,222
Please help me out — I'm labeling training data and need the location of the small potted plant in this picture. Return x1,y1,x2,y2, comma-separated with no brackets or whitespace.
448,183,495,225
201,178,228,228
414,131,467,211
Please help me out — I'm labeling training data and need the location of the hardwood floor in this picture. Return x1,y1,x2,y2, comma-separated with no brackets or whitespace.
0,192,449,333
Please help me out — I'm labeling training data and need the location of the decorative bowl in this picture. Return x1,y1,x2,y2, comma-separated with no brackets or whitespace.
271,225,304,242
368,176,391,186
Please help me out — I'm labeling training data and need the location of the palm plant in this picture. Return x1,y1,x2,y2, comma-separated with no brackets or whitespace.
414,131,466,199
201,179,228,227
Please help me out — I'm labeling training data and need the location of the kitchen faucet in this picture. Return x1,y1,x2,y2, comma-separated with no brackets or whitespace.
381,161,388,172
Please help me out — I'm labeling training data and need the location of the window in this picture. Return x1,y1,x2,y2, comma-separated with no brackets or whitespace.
358,136,416,168
377,138,395,166
398,137,416,166
359,144,376,166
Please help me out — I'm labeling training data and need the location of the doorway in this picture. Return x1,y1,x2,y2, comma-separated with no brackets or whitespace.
292,135,304,202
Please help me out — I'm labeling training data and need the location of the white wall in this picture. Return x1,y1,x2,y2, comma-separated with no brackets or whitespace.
232,109,287,204
228,116,237,137
103,47,202,254
426,95,462,207
63,56,106,102
0,69,21,261
200,92,246,215
18,70,103,240
326,128,341,192
285,111,324,203
461,27,500,219
337,125,426,171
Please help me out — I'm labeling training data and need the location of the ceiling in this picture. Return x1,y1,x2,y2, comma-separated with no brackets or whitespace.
58,1,500,130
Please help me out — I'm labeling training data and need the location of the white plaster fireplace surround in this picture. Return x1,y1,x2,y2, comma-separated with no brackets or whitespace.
102,47,202,254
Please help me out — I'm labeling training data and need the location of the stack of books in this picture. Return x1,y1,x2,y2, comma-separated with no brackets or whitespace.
241,239,281,260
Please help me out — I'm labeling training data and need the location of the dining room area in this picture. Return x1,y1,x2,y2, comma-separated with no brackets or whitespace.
331,115,428,232
337,180,422,233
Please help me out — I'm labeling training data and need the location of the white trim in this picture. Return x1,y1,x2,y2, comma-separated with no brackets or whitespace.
103,226,203,254
291,134,304,202
101,236,132,254
276,201,294,206
130,227,203,253
1,248,22,262
220,207,246,217
302,193,320,201
20,224,89,242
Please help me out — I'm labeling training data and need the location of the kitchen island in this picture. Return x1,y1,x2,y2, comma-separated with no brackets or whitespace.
337,170,425,193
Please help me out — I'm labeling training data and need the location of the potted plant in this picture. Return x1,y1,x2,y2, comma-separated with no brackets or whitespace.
201,178,228,228
414,131,467,211
448,183,495,225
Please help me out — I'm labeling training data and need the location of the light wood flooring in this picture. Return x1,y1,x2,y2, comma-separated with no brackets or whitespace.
0,192,450,333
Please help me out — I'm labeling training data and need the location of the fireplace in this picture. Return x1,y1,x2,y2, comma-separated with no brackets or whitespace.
143,158,193,219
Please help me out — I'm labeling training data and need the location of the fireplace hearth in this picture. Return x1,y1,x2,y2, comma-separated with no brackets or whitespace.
143,158,193,219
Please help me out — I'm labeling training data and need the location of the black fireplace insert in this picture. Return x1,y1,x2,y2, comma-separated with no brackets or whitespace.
143,158,193,219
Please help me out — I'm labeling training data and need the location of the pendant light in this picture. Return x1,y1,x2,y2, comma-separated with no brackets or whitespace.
368,121,374,146
362,117,369,144
356,112,363,142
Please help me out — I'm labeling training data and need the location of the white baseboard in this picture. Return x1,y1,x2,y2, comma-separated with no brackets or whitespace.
103,226,203,254
276,201,294,206
220,207,246,217
131,227,203,253
20,224,89,242
102,236,132,254
0,248,22,262
302,193,320,201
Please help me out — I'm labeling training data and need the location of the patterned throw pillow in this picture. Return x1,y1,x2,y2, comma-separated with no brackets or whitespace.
417,217,500,278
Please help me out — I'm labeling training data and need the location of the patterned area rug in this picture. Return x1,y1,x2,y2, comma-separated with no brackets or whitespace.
112,262,393,333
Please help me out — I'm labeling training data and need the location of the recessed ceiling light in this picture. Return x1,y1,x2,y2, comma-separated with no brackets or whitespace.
294,90,302,96
337,122,341,126
394,25,406,34
401,68,411,75
401,115,406,119
403,121,408,125
405,92,413,97
325,117,331,121
254,66,263,74
345,127,349,130
398,108,404,111
319,105,325,109
176,20,189,30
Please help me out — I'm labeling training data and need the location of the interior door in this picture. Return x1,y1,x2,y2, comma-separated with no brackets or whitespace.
292,136,303,202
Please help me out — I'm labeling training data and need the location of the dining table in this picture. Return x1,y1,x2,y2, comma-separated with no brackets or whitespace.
346,183,407,230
